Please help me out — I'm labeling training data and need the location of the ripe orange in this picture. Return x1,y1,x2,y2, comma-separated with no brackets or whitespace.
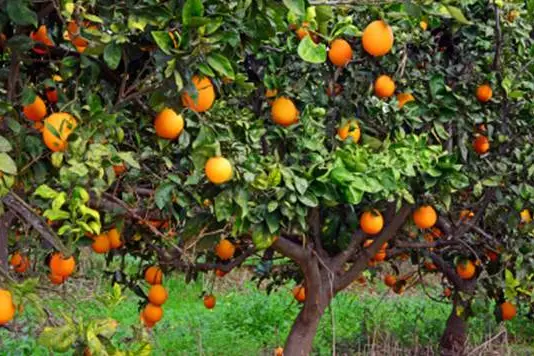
397,93,414,109
30,25,54,54
337,120,360,143
181,75,215,113
154,108,184,140
215,239,235,260
413,205,438,229
205,157,233,184
374,75,395,98
362,20,394,57
42,113,77,152
486,250,499,262
459,210,475,222
0,289,16,325
328,38,353,67
296,22,311,40
203,294,216,309
360,210,384,235
108,228,123,249
66,21,90,53
275,346,284,356
271,97,298,127
49,273,67,285
145,266,163,285
473,135,490,155
430,227,443,238
143,303,163,323
520,209,532,224
46,88,58,104
10,252,29,273
456,260,476,280
140,310,156,328
500,302,517,321
444,288,452,298
292,285,306,303
476,84,492,103
91,233,111,254
113,164,127,176
23,95,47,121
420,21,428,31
373,249,387,262
49,253,76,277
384,274,397,288
265,88,278,98
215,269,227,277
148,285,168,306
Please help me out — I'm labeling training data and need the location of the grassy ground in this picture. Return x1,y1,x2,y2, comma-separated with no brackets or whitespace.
1,272,533,355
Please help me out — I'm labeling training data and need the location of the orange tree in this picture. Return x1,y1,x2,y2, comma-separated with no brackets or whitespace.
0,0,534,354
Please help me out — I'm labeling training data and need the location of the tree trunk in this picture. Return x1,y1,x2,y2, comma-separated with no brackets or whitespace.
0,212,13,271
440,298,468,356
284,292,329,356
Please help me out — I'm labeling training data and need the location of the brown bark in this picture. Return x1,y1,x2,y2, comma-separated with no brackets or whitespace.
440,297,468,356
0,212,14,270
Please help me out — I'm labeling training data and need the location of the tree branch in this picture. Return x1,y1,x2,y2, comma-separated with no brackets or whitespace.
308,207,328,260
272,235,307,266
0,212,14,270
186,246,256,272
428,252,476,293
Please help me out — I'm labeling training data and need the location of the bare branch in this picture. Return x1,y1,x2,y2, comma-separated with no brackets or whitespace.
186,247,256,273
272,235,307,266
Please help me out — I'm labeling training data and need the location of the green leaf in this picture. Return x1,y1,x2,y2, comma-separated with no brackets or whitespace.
83,13,105,24
445,6,472,25
214,190,233,222
0,153,17,175
38,324,78,352
151,31,173,55
51,192,67,211
103,43,122,70
183,0,204,26
265,212,280,234
34,185,59,199
298,192,318,207
297,36,327,64
404,0,422,18
234,189,249,219
0,136,12,153
7,0,38,27
117,152,140,169
207,53,235,80
43,209,70,221
155,182,176,210
283,0,305,16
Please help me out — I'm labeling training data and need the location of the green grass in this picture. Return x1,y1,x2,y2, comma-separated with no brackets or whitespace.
1,275,533,355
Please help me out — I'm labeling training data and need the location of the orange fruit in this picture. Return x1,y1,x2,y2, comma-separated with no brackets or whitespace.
148,285,168,306
91,233,111,254
431,227,443,238
413,205,438,229
420,21,428,31
265,88,278,98
292,285,306,303
384,274,397,288
328,39,353,67
473,135,490,155
520,209,532,224
424,261,438,271
500,302,517,321
49,253,76,277
34,121,44,132
0,289,16,325
66,21,89,53
10,252,29,273
113,164,127,176
203,294,216,309
444,288,452,298
486,250,499,262
363,239,374,248
296,22,311,40
108,228,123,249
145,266,163,285
140,310,156,328
205,157,233,184
42,112,77,152
337,120,360,143
456,260,476,280
23,95,47,121
476,84,492,103
360,210,384,235
46,88,58,104
459,210,475,222
30,25,54,54
143,303,163,323
374,75,395,98
181,75,215,113
373,250,387,262
154,108,184,139
362,20,394,57
397,93,414,109
275,347,284,356
49,273,67,285
215,239,235,260
271,97,298,127
215,269,227,277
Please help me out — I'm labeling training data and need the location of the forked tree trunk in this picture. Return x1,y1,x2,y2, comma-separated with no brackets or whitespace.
440,297,468,356
284,289,330,356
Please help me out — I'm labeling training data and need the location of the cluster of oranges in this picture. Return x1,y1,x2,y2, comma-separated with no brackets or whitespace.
10,252,30,273
91,228,123,254
141,266,168,328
